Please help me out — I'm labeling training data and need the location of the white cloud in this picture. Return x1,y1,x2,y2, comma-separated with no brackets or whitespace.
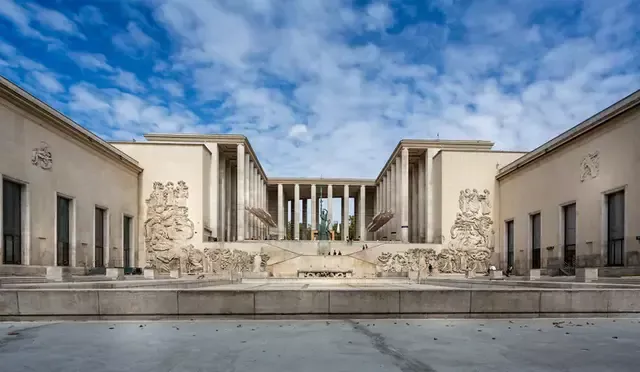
112,22,156,54
365,2,394,31
31,70,64,93
150,77,184,97
69,83,111,112
0,0,50,40
69,52,113,72
75,5,106,25
27,3,83,37
111,69,145,92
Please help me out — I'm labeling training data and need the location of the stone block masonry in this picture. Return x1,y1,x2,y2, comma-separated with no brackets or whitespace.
2,288,640,320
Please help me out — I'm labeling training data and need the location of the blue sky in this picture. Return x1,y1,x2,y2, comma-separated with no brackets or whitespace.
1,0,639,179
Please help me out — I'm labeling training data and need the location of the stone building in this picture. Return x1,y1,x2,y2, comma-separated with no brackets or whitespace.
1,75,638,277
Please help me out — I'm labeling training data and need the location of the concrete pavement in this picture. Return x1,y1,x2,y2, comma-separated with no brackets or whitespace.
1,318,639,372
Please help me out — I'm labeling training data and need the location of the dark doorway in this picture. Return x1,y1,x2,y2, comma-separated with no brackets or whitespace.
2,179,22,265
531,213,541,269
563,203,576,268
123,215,132,268
95,207,105,268
506,220,514,268
607,190,625,266
57,196,71,266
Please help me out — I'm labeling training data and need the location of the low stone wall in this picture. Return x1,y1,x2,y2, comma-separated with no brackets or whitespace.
270,255,377,278
1,288,639,319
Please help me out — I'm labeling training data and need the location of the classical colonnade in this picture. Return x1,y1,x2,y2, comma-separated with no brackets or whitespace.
210,143,433,243
276,183,368,241
209,143,269,242
375,147,433,243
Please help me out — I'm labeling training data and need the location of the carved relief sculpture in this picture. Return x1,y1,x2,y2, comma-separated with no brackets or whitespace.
181,245,204,275
144,181,195,272
580,151,600,182
203,248,268,274
31,141,52,170
376,188,495,274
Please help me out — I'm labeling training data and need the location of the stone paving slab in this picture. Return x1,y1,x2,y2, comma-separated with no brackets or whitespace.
1,319,640,372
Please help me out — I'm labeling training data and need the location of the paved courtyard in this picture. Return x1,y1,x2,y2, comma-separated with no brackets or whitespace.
1,318,639,372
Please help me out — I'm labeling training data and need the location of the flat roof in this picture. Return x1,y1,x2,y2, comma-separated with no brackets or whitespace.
497,89,640,180
374,139,494,182
0,75,142,173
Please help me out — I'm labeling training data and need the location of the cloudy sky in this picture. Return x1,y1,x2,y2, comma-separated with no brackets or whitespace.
1,0,638,178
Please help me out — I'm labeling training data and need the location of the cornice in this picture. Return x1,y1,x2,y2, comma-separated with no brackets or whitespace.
267,177,376,186
0,76,142,174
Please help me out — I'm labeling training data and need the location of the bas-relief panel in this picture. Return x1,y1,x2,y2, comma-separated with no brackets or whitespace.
377,188,495,273
580,151,600,182
144,181,195,272
31,141,52,170
143,180,270,274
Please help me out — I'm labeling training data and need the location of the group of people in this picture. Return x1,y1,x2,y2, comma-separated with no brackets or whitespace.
331,250,342,256
486,265,514,277
361,244,369,250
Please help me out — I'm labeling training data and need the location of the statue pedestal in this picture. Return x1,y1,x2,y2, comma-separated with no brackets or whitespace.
317,241,331,255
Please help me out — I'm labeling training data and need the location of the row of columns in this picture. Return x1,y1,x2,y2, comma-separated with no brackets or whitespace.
207,143,268,242
375,147,431,243
276,184,368,241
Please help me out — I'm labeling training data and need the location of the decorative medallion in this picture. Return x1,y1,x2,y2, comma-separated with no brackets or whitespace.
31,141,52,170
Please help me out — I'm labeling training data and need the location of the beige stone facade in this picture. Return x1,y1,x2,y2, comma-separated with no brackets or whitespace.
1,76,638,277
0,77,141,273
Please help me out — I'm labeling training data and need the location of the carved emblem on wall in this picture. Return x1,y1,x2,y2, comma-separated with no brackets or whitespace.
144,181,195,272
376,188,495,274
31,141,52,170
580,151,600,182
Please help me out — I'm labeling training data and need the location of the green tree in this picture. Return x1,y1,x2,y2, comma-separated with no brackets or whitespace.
348,215,356,240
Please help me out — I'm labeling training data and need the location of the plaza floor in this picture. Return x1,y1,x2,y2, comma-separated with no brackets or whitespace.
1,319,639,372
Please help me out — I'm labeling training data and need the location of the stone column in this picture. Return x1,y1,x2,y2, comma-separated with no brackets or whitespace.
246,161,252,239
208,143,219,240
294,184,300,240
425,149,433,243
327,184,333,232
253,167,258,239
359,184,366,241
343,184,349,241
411,164,418,243
418,154,425,243
219,156,226,241
226,161,232,242
389,165,396,240
289,199,294,239
227,162,238,242
236,144,245,241
244,153,250,240
261,179,266,239
310,184,317,238
302,198,308,240
254,168,259,239
277,184,284,239
400,147,409,243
